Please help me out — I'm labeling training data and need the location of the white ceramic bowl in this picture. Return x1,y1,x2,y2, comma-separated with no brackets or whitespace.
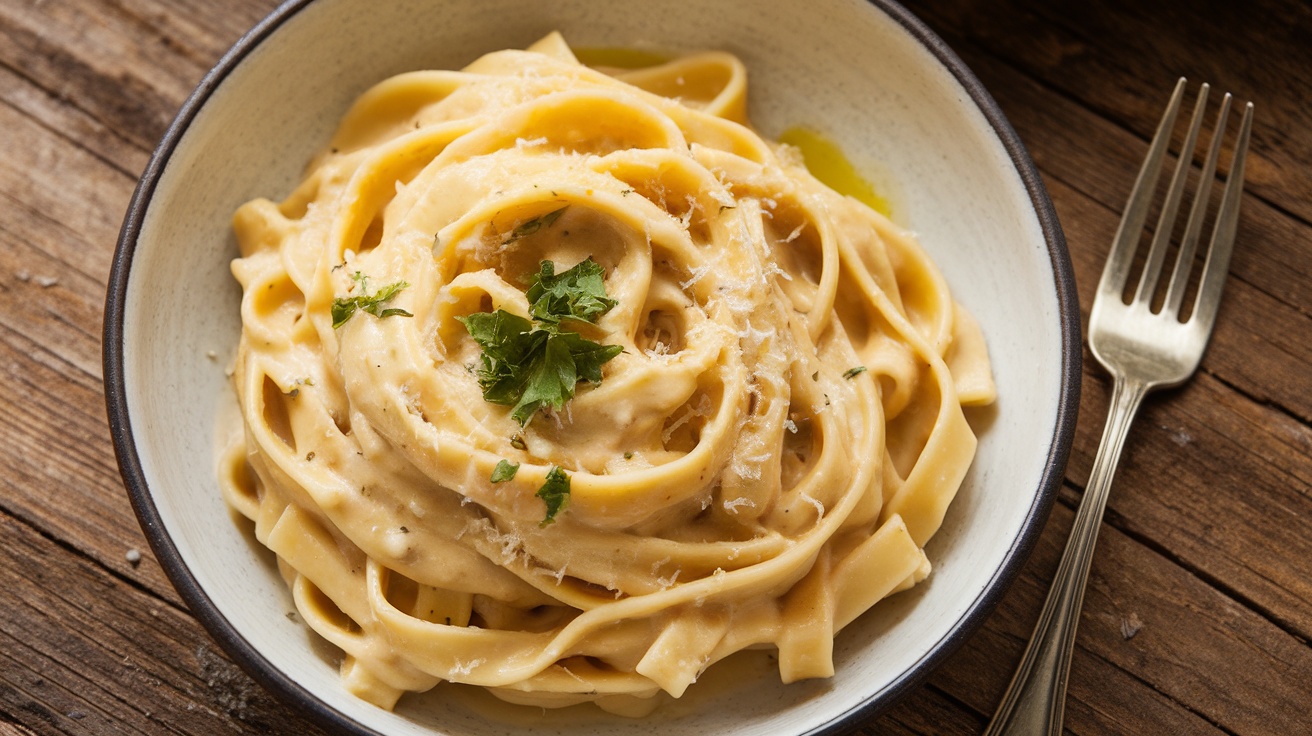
105,0,1080,733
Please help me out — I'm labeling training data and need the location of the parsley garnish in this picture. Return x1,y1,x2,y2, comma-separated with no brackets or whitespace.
458,259,622,426
536,466,571,524
503,207,568,245
332,272,413,329
490,459,519,483
525,258,617,324
843,366,868,379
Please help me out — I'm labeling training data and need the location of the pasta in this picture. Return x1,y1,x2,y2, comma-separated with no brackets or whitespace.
217,32,995,716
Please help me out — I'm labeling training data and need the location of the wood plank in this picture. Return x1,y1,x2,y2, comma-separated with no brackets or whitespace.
0,105,128,286
1040,176,1312,642
910,33,1312,651
1082,366,1312,640
0,317,180,607
913,494,1233,735
862,684,984,735
0,0,277,162
0,64,147,179
936,39,1312,420
1078,504,1312,735
106,0,275,66
0,719,41,736
0,512,329,735
0,0,207,154
0,0,276,179
0,93,183,601
925,492,1312,734
905,0,1312,224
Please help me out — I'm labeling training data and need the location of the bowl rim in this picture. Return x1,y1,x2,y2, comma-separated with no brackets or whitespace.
102,0,1081,732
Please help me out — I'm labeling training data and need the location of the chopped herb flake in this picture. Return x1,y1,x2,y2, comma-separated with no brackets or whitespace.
843,366,868,379
490,459,520,483
537,466,571,524
332,272,413,328
526,257,618,324
504,206,568,244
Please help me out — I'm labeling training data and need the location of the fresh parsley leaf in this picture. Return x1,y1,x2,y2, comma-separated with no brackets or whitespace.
504,206,568,245
553,330,624,385
458,310,539,403
536,466,570,524
843,365,868,379
332,273,413,329
457,256,623,427
459,309,622,425
526,258,618,324
490,459,519,483
513,335,576,423
331,299,356,329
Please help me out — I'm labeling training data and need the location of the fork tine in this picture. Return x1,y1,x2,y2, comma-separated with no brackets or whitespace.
1163,92,1232,313
1135,83,1210,307
1097,78,1188,300
1187,100,1253,332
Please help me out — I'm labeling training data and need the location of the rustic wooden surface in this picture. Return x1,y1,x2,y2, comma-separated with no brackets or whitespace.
1,0,1308,733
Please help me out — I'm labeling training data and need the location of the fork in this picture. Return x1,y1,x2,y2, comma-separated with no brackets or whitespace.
984,78,1254,736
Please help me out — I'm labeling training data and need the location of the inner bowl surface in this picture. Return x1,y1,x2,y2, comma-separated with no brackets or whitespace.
104,0,1079,734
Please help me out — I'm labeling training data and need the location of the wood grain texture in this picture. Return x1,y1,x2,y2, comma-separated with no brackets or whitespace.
0,0,1307,733
0,515,328,735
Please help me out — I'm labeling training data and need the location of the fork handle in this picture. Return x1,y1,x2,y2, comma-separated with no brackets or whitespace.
984,374,1151,736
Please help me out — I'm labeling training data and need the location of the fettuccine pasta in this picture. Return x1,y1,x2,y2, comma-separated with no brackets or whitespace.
218,32,995,716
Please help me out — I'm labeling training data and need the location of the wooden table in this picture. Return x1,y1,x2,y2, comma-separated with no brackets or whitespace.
2,0,1308,733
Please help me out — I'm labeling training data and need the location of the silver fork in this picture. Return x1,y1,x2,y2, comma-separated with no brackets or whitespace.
985,79,1254,736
